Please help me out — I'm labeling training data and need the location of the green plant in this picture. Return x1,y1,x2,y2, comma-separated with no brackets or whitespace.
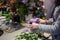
15,2,29,22
1,14,12,24
15,32,42,40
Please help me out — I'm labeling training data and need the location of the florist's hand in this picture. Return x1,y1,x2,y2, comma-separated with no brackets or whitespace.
29,23,39,30
39,19,46,24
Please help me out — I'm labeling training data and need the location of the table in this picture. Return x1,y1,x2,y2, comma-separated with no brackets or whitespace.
0,27,52,40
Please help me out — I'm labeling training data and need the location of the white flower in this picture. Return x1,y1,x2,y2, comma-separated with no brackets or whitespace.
38,38,42,40
25,32,29,34
10,20,12,23
42,5,45,8
21,33,24,35
21,39,26,40
37,7,40,10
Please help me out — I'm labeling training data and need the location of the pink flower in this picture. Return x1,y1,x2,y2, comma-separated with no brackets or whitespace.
42,8,44,13
39,1,43,6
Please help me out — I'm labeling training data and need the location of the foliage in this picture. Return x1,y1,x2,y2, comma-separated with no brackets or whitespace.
15,32,42,40
1,14,11,24
1,14,11,20
15,2,29,22
15,32,51,40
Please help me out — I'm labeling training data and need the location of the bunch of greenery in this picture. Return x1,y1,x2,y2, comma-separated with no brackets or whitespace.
1,14,11,24
15,32,42,40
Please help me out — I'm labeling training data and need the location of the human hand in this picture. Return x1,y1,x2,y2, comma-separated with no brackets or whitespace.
29,23,39,30
39,19,46,24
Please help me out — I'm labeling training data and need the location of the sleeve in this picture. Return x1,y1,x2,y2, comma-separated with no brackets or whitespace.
46,18,54,24
46,6,60,24
38,15,60,34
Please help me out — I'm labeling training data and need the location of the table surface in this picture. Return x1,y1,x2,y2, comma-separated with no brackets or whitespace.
0,28,24,40
0,27,52,40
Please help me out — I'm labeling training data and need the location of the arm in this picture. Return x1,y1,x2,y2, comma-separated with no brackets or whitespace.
38,13,60,35
39,18,53,24
40,7,60,24
38,6,60,34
